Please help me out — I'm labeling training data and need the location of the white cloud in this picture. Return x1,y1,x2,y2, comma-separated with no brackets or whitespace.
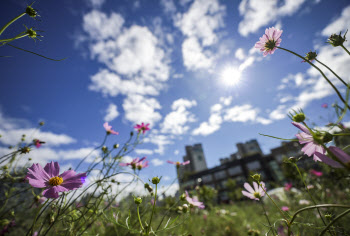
181,37,214,70
144,131,173,155
161,99,197,135
104,103,119,122
123,95,162,125
235,48,246,61
224,104,258,123
321,5,350,36
0,128,76,147
135,149,154,155
192,113,222,136
161,0,177,13
238,0,306,36
83,10,124,40
151,158,164,166
89,70,159,97
87,0,105,8
175,0,226,70
219,96,233,106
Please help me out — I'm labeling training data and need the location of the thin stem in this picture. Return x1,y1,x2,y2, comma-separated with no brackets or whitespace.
137,205,144,231
315,58,348,87
290,204,350,224
293,164,334,236
0,13,26,36
260,201,276,236
27,198,49,235
277,47,350,110
320,208,350,236
259,182,289,223
341,45,350,56
147,184,158,235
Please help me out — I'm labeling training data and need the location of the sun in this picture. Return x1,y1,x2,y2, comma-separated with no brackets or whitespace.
220,67,241,86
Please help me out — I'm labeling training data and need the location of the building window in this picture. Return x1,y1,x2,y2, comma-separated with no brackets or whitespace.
228,166,242,176
197,155,202,161
214,170,227,180
246,161,260,170
202,174,213,183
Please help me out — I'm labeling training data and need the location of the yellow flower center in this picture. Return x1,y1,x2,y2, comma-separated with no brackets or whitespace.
49,176,63,186
253,192,261,199
176,162,180,166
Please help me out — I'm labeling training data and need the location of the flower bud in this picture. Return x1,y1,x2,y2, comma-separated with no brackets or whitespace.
180,193,186,201
134,197,142,205
322,132,333,143
182,204,189,213
20,147,31,154
152,177,160,185
292,113,306,123
101,146,108,153
327,30,347,47
26,28,37,39
130,131,134,137
113,144,119,149
288,156,297,163
39,121,45,126
111,179,115,183
251,174,261,182
303,51,317,62
26,5,38,18
144,183,153,193
28,158,32,161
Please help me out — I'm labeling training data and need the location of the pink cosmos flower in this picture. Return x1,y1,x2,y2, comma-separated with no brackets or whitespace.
119,157,146,170
167,160,190,168
103,122,119,135
136,159,149,170
26,161,87,199
322,103,328,108
284,182,292,191
281,206,289,211
292,122,326,161
242,182,266,201
185,191,205,209
34,139,44,148
310,169,323,177
314,146,350,168
255,27,283,57
134,123,150,134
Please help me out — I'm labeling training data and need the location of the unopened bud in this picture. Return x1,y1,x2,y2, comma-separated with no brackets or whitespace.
292,113,306,123
134,197,142,205
328,30,347,47
251,174,261,182
101,146,108,153
180,193,186,201
113,144,119,149
26,5,38,18
20,147,31,154
152,177,160,185
182,204,188,213
39,121,45,126
288,156,297,163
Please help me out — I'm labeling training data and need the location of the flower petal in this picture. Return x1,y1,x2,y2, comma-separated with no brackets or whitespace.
42,187,59,198
292,122,311,134
26,163,50,186
44,161,60,178
244,183,254,193
314,152,344,168
329,146,350,164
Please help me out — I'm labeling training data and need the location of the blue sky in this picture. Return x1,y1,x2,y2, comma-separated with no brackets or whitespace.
1,0,350,193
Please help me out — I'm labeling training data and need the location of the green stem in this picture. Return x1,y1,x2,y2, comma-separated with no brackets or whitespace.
258,182,290,223
341,45,350,56
320,208,350,236
277,47,350,110
147,184,158,235
260,201,276,236
28,198,49,235
293,164,334,236
315,58,348,88
137,205,144,231
0,13,26,36
0,34,28,43
290,204,350,224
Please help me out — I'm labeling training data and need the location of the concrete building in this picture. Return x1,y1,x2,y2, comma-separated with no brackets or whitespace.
183,143,207,172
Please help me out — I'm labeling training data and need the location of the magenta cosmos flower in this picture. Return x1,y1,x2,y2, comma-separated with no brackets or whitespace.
281,206,289,211
314,146,350,168
167,160,190,168
284,182,292,191
292,122,326,161
310,169,323,177
136,159,149,170
120,157,146,170
242,182,266,201
255,27,283,56
103,122,119,135
134,123,150,134
185,191,205,209
26,161,87,199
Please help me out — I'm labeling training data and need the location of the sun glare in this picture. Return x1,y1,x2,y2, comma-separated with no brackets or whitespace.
220,67,241,86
